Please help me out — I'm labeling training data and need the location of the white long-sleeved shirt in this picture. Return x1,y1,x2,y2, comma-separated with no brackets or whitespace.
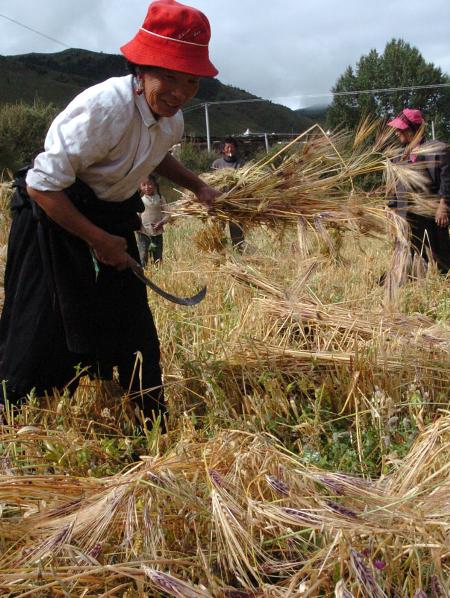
26,75,184,202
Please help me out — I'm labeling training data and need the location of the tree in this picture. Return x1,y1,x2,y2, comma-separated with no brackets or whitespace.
327,39,450,140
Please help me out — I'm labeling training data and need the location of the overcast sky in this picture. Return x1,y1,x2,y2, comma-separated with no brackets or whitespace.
0,0,449,109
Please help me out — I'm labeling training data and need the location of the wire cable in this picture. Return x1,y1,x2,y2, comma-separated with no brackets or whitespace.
0,13,70,49
184,83,450,112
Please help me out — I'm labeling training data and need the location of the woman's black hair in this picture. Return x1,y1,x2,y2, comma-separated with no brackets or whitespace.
127,61,138,76
126,61,156,76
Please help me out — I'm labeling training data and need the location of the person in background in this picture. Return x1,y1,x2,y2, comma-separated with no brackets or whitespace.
0,0,220,425
387,108,450,274
137,175,169,266
212,137,246,251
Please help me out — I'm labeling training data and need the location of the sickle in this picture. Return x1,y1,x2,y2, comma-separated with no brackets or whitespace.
128,258,207,306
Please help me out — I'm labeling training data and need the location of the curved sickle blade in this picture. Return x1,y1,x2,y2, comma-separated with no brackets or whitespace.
129,259,207,306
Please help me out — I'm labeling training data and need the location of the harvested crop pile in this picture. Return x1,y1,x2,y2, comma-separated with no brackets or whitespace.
0,420,450,596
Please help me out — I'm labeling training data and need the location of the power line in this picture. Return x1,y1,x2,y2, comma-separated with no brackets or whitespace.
0,13,70,49
183,83,450,114
280,83,450,100
181,104,205,115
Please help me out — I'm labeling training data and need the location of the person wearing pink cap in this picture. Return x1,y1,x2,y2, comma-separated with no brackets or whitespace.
387,108,450,274
0,0,220,425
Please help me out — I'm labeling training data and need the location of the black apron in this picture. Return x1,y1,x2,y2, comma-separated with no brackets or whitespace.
0,171,164,416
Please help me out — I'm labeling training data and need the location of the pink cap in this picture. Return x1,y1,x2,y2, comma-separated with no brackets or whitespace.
388,108,424,130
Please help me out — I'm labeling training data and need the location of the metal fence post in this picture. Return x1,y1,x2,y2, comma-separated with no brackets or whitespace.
204,103,211,153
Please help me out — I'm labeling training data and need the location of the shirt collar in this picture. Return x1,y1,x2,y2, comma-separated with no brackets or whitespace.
134,89,158,129
132,81,179,131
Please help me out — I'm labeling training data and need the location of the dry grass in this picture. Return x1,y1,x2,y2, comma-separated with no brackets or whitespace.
1,421,450,595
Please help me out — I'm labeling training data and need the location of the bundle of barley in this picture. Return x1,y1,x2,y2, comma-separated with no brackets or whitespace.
193,220,228,253
170,121,438,236
1,419,450,595
382,210,413,305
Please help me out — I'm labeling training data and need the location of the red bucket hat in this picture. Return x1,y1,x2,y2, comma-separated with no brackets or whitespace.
388,108,425,130
120,0,218,77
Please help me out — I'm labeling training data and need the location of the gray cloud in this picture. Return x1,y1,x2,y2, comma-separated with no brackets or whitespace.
0,0,448,108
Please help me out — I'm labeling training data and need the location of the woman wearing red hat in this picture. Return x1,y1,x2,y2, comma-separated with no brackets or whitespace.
387,108,450,274
0,0,219,425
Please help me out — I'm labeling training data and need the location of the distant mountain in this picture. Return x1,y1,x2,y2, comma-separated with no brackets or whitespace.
0,49,314,137
295,104,329,127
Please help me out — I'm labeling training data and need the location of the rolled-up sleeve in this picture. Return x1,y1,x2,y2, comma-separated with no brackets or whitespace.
26,95,118,192
24,75,184,201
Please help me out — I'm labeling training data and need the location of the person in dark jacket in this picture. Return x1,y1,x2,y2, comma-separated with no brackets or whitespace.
387,108,450,274
212,137,246,251
0,0,220,424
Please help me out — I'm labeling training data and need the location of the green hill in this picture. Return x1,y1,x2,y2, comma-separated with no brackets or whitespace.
0,49,313,137
295,104,329,127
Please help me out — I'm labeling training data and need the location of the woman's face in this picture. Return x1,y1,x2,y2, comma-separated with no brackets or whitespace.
395,128,415,146
140,68,200,118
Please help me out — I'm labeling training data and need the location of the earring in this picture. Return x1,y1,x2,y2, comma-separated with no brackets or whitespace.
135,78,144,96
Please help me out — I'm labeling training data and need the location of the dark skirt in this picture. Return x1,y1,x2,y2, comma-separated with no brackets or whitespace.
407,212,450,274
0,175,165,419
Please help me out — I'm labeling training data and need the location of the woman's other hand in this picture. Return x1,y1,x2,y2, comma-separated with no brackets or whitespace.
92,232,129,269
195,183,221,208
435,199,449,227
